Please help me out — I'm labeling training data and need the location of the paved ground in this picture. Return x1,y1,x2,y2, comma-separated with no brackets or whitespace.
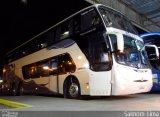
0,93,160,111
0,104,13,109
1,93,160,117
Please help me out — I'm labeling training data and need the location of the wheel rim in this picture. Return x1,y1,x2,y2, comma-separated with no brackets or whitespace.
69,83,79,97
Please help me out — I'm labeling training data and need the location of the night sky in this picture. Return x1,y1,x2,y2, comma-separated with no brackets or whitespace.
0,0,91,56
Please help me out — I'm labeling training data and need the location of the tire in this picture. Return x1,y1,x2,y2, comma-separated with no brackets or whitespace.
64,78,81,99
12,84,18,96
18,84,24,96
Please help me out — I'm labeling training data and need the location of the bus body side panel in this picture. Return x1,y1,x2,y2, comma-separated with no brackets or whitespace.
49,75,58,94
89,70,112,96
151,69,160,91
32,77,50,95
112,62,152,95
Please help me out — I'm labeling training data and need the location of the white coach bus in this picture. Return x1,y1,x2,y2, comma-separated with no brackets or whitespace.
2,4,159,99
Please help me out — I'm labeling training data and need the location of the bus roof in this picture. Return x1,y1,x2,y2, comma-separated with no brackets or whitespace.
140,32,160,38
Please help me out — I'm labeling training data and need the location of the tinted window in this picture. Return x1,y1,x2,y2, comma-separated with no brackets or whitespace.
36,59,49,77
28,64,37,78
99,7,138,34
22,53,76,79
49,57,58,75
36,35,48,50
22,66,30,80
46,29,55,46
60,21,73,40
58,54,76,75
81,8,101,32
76,31,112,71
73,14,81,34
55,26,61,41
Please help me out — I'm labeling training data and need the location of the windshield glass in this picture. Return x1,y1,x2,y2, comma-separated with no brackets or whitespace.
75,31,112,71
98,7,138,35
110,34,150,68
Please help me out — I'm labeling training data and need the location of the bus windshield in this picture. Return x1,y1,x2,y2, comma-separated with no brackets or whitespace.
135,40,150,68
110,34,150,68
98,7,138,35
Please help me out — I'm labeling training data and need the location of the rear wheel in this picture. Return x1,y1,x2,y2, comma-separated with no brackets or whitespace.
12,84,18,96
18,84,24,96
64,78,81,99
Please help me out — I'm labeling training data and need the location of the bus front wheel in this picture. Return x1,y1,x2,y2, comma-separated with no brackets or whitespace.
64,78,81,99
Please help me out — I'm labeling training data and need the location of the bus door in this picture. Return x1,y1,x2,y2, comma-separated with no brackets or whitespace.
88,41,112,96
79,32,112,96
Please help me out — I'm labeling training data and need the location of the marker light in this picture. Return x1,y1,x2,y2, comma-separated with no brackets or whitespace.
83,63,89,69
3,68,6,73
78,56,82,60
119,50,124,53
86,83,89,89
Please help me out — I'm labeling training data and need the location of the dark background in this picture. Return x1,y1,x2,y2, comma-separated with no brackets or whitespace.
0,0,91,56
0,0,146,59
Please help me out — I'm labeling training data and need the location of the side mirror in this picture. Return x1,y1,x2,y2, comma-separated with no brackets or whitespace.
145,45,159,60
117,34,124,52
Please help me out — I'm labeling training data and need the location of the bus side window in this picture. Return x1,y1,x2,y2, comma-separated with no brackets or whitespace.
73,15,81,34
28,64,37,78
58,53,76,75
36,35,48,49
49,57,58,76
60,20,73,40
30,39,38,53
46,29,55,46
22,65,30,79
58,54,67,75
81,8,100,31
55,26,61,42
62,54,76,73
36,59,49,77
84,32,111,71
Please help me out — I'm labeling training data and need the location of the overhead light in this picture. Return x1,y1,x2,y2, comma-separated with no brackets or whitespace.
21,0,28,5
